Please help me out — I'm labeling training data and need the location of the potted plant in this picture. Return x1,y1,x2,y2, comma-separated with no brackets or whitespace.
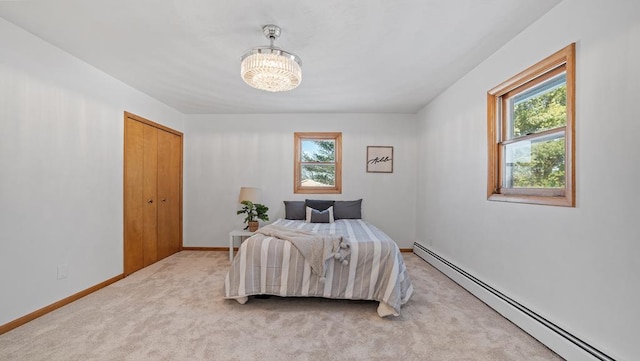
237,200,269,232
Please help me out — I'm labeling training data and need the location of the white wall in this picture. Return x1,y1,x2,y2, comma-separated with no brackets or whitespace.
0,18,184,326
184,113,417,249
415,1,639,360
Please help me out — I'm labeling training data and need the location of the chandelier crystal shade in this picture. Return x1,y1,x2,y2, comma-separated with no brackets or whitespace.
240,25,302,92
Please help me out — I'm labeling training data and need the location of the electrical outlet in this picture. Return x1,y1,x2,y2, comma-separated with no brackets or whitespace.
57,264,68,280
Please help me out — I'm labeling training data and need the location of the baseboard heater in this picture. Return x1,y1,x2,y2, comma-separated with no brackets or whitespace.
413,242,615,361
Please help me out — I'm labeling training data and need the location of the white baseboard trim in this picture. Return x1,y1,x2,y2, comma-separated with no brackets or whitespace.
413,242,615,361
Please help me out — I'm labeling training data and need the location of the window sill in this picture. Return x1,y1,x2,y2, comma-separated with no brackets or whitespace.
294,187,342,194
488,193,573,207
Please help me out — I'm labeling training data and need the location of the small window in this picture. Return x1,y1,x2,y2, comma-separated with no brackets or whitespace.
294,132,342,194
487,43,575,207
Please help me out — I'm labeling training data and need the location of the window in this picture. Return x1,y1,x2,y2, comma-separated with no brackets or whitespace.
294,132,342,194
487,43,575,207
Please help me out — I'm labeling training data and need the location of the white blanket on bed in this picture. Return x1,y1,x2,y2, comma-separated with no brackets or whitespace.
256,224,350,280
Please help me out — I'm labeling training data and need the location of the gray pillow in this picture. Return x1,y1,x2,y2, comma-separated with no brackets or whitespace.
305,199,335,212
333,199,362,219
284,201,305,220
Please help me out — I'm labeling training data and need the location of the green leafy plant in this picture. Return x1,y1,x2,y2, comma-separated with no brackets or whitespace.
236,201,269,230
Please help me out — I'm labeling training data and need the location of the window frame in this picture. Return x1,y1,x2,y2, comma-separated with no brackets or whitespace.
294,132,342,194
487,43,575,207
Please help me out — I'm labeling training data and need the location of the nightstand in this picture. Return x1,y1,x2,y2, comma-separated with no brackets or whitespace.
229,229,255,261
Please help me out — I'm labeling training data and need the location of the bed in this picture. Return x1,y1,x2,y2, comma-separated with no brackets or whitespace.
224,203,413,317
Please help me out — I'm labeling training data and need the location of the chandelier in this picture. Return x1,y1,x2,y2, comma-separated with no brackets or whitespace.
240,25,302,92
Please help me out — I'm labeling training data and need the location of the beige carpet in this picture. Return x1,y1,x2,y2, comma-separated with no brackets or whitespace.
0,251,561,361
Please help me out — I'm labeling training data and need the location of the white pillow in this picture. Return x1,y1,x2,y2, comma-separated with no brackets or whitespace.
305,206,334,223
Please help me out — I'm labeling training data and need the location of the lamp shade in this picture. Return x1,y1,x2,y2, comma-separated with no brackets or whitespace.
238,187,261,203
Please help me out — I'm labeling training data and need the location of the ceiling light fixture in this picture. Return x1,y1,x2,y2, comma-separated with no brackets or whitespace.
240,24,302,92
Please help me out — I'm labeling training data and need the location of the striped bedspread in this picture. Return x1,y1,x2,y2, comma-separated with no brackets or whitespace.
224,218,413,317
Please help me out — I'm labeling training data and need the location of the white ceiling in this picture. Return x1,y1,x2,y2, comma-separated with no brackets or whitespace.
0,0,561,114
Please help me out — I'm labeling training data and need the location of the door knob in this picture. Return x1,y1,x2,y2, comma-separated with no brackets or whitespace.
147,199,153,204
161,198,167,203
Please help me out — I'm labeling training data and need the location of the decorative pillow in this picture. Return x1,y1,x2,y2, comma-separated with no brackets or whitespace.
333,199,362,219
306,206,334,223
284,201,306,220
305,199,335,212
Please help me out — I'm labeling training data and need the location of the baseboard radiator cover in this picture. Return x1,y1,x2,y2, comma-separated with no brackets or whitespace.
413,242,615,361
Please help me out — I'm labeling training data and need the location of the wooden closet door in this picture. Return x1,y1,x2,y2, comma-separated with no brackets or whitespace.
124,118,145,275
156,129,182,260
142,125,158,266
125,119,158,273
124,112,182,276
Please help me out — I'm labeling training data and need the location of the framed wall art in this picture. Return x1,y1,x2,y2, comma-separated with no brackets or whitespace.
366,146,393,173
